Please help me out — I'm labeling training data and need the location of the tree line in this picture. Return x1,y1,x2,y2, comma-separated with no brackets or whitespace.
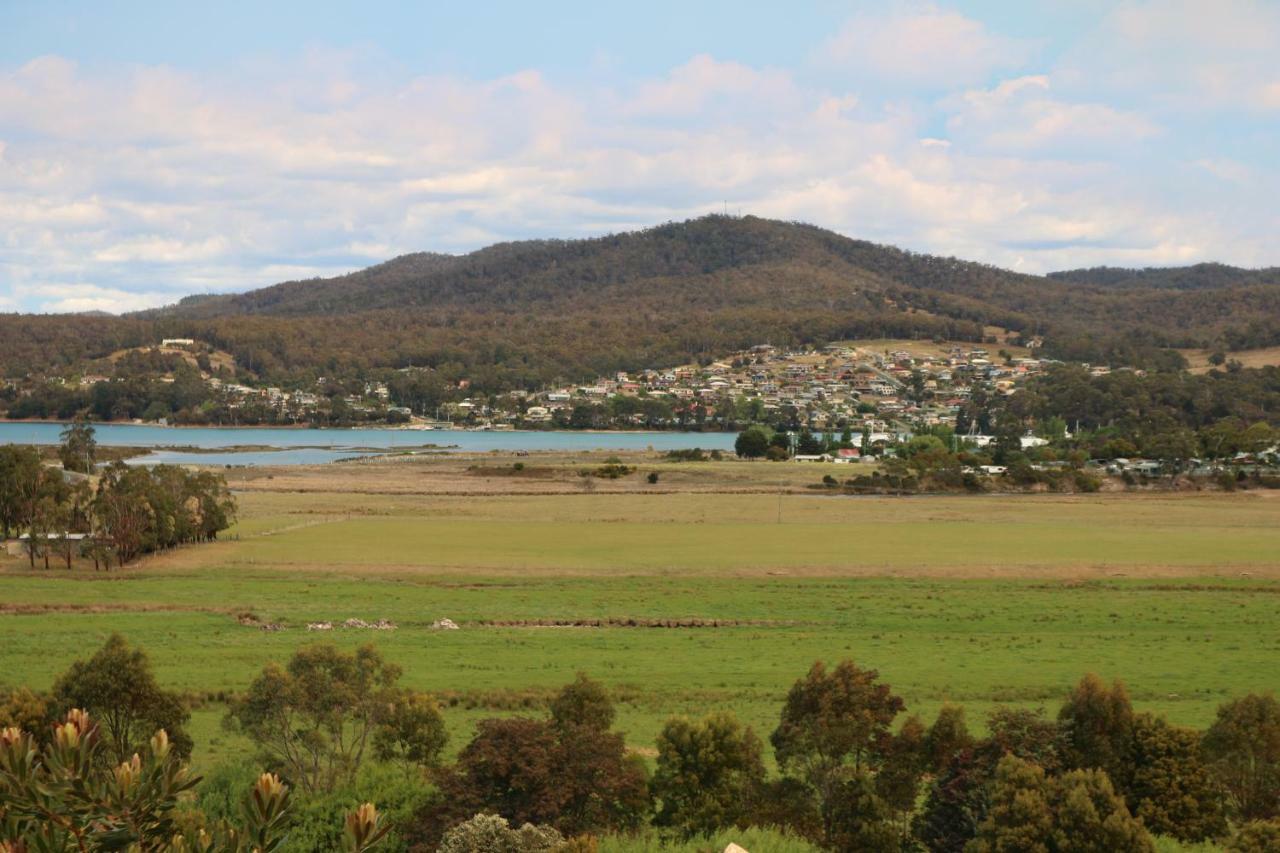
0,425,235,568
5,636,1280,851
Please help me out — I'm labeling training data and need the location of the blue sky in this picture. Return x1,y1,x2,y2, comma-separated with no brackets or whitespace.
1,1,1277,312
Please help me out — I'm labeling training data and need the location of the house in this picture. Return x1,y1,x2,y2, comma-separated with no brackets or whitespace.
161,338,195,347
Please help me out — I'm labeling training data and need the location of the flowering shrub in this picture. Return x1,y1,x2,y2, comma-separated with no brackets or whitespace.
0,709,389,852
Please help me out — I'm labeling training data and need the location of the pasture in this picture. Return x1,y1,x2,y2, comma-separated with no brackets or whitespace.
2,471,1279,774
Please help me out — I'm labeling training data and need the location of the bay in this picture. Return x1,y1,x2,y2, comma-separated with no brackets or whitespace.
0,421,736,465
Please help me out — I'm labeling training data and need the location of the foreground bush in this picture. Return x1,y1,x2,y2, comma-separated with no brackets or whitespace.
0,709,389,852
437,813,567,852
227,643,443,796
597,826,819,852
1226,819,1280,852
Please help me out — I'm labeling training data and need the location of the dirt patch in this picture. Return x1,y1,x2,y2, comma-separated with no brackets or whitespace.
0,602,226,615
473,617,798,628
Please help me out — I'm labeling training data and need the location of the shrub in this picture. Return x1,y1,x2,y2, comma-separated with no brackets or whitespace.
0,709,391,851
1202,693,1280,820
651,712,765,839
1227,819,1280,852
438,813,563,853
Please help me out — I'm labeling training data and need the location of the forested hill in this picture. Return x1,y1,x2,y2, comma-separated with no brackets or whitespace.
3,216,1280,389
153,216,1052,320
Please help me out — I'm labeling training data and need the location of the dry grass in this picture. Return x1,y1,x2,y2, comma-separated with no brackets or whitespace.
220,450,874,496
1181,345,1280,373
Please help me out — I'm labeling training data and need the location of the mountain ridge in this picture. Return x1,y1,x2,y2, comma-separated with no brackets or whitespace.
3,215,1278,388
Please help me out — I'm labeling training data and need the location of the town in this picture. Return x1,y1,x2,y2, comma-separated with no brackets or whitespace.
1,335,1061,435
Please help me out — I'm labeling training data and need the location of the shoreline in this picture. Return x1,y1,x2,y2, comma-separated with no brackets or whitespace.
0,418,736,436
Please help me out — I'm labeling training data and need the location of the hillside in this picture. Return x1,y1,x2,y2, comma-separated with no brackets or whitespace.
4,216,1280,389
1048,263,1280,291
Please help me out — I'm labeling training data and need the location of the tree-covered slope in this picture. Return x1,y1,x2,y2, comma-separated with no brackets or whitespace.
3,216,1278,388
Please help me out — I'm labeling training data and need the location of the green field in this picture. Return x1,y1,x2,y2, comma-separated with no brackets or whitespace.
3,488,1279,776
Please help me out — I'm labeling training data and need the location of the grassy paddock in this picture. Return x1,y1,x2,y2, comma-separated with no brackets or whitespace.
2,485,1278,774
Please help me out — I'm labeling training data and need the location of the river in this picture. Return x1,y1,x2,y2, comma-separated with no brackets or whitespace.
0,421,736,465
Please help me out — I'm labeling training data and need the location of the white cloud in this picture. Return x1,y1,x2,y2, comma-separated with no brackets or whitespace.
625,54,798,117
818,6,1037,86
1058,0,1280,112
0,35,1276,313
93,236,230,264
14,283,174,314
945,75,1160,152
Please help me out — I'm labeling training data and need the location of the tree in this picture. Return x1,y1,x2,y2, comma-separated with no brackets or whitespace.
926,704,975,773
902,434,947,458
227,643,403,794
1239,422,1277,455
773,660,905,780
967,756,1154,853
734,425,771,459
0,445,43,539
1227,820,1280,852
1058,674,1134,785
987,707,1063,774
1125,713,1226,842
50,633,192,763
915,708,1063,853
1051,768,1154,852
58,416,97,474
417,676,649,846
435,718,566,833
771,660,904,844
372,690,448,778
795,429,824,456
1202,693,1280,821
554,717,649,836
0,687,50,737
4,451,70,569
824,769,899,852
915,748,989,853
651,712,765,839
90,463,236,565
966,755,1053,853
876,714,928,845
550,673,614,733
1142,428,1199,473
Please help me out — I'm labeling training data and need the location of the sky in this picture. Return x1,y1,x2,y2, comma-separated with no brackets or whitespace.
1,1,1278,314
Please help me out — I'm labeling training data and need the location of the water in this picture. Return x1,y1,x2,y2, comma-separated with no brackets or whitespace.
0,421,736,465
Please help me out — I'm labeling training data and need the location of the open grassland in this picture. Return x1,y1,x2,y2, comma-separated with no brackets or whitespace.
218,450,865,495
1181,345,1280,373
3,466,1279,776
